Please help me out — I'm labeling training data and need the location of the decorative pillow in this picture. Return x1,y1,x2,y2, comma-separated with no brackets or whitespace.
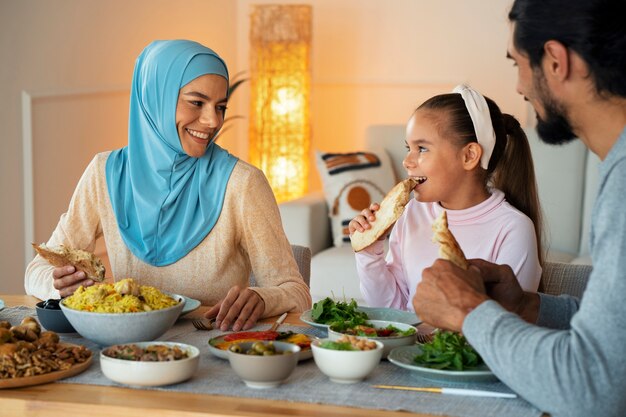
315,150,397,247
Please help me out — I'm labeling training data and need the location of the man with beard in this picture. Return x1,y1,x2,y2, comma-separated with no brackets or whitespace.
412,1,626,416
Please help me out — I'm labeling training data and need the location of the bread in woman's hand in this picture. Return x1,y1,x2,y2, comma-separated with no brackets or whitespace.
350,178,418,252
431,211,469,270
32,243,106,281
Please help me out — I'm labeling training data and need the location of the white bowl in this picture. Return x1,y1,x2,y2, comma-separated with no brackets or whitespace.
328,320,417,358
311,338,383,383
60,294,185,346
100,341,199,386
227,341,300,389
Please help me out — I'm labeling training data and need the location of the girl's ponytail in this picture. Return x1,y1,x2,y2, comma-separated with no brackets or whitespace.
490,112,544,266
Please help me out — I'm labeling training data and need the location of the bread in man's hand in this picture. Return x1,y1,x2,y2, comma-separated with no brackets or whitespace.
350,178,418,252
32,243,106,281
431,211,469,270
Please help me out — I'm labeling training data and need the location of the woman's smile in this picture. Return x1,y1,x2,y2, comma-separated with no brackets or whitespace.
185,128,212,146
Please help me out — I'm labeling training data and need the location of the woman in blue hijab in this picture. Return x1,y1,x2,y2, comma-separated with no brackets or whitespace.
25,40,311,331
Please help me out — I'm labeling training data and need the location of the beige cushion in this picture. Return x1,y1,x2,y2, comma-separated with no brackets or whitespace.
315,150,396,247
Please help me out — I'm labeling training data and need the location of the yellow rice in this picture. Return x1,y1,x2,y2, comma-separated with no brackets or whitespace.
63,279,178,313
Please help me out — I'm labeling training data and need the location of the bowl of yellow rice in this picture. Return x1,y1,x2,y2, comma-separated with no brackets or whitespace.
60,278,185,346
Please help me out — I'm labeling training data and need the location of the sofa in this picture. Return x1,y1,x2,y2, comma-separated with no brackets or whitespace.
279,124,598,305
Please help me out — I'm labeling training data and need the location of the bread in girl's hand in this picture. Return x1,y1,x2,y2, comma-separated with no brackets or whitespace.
350,178,418,252
32,243,106,281
431,211,469,270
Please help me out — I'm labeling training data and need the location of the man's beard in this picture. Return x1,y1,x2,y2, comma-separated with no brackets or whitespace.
534,71,577,145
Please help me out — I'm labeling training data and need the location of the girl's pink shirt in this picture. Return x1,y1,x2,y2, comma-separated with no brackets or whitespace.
355,189,541,311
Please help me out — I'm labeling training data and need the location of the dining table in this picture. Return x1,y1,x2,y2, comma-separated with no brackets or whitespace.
0,294,543,417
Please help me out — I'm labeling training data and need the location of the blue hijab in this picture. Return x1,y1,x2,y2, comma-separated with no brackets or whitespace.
106,40,238,266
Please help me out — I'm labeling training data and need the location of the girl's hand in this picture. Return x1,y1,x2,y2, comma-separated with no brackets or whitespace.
348,203,381,235
52,265,94,298
204,285,265,331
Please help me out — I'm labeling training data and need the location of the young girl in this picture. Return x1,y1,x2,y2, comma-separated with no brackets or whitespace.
349,84,542,310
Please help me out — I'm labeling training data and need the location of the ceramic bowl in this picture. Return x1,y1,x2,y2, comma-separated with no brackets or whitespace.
328,320,417,358
311,338,384,383
35,299,76,333
100,341,199,386
60,295,185,346
227,341,300,389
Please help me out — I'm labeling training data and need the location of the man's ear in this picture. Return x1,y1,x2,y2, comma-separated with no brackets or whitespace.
463,142,482,170
543,40,570,81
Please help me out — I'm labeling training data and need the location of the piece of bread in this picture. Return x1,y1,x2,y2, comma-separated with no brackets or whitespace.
32,243,106,282
350,178,418,252
431,211,469,270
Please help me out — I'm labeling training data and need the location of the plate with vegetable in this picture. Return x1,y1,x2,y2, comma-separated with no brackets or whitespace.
328,320,417,358
388,331,497,383
208,330,315,361
179,295,201,316
300,297,421,329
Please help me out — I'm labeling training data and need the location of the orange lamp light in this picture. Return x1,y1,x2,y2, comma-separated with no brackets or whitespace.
249,5,312,203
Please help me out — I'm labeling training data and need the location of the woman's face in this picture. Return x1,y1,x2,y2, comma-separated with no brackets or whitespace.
403,109,469,207
176,73,228,158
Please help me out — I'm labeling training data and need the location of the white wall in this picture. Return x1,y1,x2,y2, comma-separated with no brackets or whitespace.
0,0,523,295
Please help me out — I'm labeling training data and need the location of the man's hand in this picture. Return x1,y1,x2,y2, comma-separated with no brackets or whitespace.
471,259,539,323
204,286,265,331
53,265,94,298
413,259,489,331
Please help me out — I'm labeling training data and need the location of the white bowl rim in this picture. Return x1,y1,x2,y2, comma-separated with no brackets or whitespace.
226,340,302,357
311,338,384,352
328,320,417,340
100,341,199,364
60,293,185,316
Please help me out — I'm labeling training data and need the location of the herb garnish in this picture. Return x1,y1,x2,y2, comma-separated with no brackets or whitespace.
319,341,357,351
311,297,368,327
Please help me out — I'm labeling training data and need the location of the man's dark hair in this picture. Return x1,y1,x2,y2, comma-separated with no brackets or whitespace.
509,0,626,97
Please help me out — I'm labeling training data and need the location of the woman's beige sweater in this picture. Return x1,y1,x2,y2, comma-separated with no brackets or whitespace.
25,152,311,317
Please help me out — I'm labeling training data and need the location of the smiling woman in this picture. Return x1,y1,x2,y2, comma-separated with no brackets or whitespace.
177,74,229,158
24,40,311,332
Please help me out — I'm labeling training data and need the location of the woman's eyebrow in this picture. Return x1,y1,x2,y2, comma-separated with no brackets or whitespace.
182,91,228,102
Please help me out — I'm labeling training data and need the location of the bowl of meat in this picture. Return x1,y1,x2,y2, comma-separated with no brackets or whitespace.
100,341,199,386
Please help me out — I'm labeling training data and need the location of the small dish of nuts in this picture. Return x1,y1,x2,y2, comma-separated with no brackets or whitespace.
311,337,384,384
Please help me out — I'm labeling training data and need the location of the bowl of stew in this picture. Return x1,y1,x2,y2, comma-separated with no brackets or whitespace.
100,341,199,386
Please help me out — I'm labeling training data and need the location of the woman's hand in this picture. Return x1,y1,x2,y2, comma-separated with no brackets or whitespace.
204,285,265,331
349,202,392,237
52,266,94,298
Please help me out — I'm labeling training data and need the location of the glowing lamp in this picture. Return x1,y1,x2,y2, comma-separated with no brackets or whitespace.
249,4,312,202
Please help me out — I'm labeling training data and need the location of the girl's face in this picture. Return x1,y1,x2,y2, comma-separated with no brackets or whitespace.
176,74,228,158
403,109,475,208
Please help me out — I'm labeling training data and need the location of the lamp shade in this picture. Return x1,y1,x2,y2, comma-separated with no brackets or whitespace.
249,5,312,203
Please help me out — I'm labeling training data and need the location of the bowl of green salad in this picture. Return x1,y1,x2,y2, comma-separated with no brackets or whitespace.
328,320,417,358
311,336,383,383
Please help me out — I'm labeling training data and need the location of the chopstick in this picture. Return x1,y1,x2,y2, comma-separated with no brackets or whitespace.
373,385,517,399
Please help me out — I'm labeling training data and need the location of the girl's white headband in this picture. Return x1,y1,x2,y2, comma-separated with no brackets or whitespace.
452,84,496,170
